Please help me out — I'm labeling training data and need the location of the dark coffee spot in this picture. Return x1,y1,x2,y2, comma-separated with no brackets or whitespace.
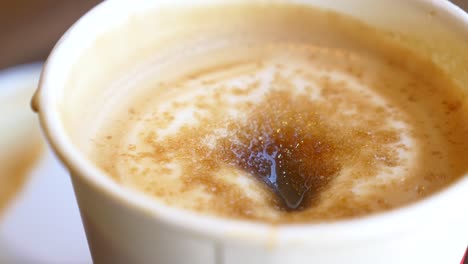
219,92,341,210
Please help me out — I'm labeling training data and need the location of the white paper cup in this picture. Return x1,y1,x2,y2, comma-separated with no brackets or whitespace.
33,0,468,263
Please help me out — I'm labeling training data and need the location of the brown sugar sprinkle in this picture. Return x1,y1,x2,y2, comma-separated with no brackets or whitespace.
216,91,348,210
442,100,462,113
94,44,468,222
102,42,468,222
119,88,409,220
89,3,468,223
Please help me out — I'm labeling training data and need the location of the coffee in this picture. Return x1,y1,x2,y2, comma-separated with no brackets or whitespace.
89,4,468,223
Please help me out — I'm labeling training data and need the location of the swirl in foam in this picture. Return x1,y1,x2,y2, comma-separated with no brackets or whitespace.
90,6,468,223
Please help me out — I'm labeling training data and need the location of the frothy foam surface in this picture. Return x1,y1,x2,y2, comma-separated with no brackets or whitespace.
90,5,468,223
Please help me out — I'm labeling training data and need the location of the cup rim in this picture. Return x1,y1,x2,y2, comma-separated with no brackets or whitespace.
35,0,468,244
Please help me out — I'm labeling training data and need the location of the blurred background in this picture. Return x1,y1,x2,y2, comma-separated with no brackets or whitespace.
0,0,466,70
0,0,101,70
0,1,101,263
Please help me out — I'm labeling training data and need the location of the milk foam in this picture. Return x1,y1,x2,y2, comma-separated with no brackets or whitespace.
123,58,412,191
89,5,468,223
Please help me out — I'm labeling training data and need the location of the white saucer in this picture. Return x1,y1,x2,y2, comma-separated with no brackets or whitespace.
0,64,92,264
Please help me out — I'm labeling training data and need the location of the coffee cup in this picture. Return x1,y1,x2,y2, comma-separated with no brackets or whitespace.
33,0,468,263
